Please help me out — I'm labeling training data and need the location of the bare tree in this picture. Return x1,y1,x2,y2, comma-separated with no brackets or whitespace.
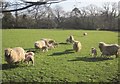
1,0,66,12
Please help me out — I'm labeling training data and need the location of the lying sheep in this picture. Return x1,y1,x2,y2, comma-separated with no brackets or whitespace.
73,41,82,52
4,47,26,64
83,33,87,36
66,35,75,43
99,42,120,58
24,52,34,66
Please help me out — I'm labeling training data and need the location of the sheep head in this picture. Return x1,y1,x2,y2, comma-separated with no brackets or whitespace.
4,48,13,58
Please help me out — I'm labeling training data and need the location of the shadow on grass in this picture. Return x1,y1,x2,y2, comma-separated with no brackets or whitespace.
68,57,114,62
59,42,70,45
1,63,19,70
24,48,40,53
49,49,74,56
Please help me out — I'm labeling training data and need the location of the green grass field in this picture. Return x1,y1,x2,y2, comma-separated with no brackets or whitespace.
1,29,120,82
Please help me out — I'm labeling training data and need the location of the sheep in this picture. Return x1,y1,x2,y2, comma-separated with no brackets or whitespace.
73,41,82,52
4,47,26,64
83,33,87,36
41,38,57,48
99,42,120,58
24,52,34,66
66,35,75,43
34,39,57,52
90,47,97,57
34,40,46,49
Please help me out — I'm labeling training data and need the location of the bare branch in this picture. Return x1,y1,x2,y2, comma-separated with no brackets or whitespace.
1,0,66,12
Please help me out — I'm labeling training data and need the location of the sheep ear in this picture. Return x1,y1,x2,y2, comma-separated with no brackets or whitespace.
4,48,7,51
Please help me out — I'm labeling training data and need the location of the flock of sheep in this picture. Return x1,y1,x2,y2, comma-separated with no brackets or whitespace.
4,32,120,66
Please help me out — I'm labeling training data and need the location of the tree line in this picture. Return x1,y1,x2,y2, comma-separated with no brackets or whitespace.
2,2,120,31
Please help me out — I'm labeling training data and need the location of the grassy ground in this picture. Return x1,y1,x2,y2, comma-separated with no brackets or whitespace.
1,29,120,82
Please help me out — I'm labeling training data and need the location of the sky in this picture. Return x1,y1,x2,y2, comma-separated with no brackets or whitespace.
5,0,120,12
51,0,120,11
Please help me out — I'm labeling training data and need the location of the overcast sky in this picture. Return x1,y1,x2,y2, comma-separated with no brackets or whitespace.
5,0,120,12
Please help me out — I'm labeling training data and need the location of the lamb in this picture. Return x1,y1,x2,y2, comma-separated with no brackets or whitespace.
99,42,120,58
24,52,34,66
66,35,75,43
4,47,26,64
73,41,82,52
90,47,97,57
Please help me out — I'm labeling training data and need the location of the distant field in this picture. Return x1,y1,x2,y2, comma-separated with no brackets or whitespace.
1,29,120,82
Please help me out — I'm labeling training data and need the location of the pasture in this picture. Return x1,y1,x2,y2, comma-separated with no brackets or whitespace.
1,29,120,82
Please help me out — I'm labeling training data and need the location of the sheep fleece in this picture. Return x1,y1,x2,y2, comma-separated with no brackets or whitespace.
4,47,26,64
73,41,82,52
99,42,120,56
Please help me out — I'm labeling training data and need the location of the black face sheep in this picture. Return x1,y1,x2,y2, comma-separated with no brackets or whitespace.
91,47,97,57
99,42,120,58
4,47,26,64
66,35,75,43
24,52,34,66
73,41,82,52
83,33,87,36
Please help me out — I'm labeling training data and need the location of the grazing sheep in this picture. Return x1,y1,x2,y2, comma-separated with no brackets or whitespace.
41,38,57,48
99,42,120,58
24,52,34,66
66,35,75,43
73,41,82,52
83,33,87,36
91,47,97,57
4,47,26,64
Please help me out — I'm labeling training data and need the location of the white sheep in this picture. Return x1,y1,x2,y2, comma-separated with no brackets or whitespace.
41,38,57,48
35,39,57,52
24,52,34,66
73,41,82,52
99,42,120,58
66,35,75,43
4,47,26,64
34,40,46,49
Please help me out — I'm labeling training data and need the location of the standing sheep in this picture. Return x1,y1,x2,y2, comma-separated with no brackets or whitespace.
41,38,57,48
4,47,26,64
35,38,57,52
34,40,46,49
73,41,82,52
66,35,75,43
99,42,120,58
90,47,97,57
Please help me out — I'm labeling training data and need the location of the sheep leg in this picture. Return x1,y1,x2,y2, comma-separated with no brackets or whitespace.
32,60,34,66
115,54,119,58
